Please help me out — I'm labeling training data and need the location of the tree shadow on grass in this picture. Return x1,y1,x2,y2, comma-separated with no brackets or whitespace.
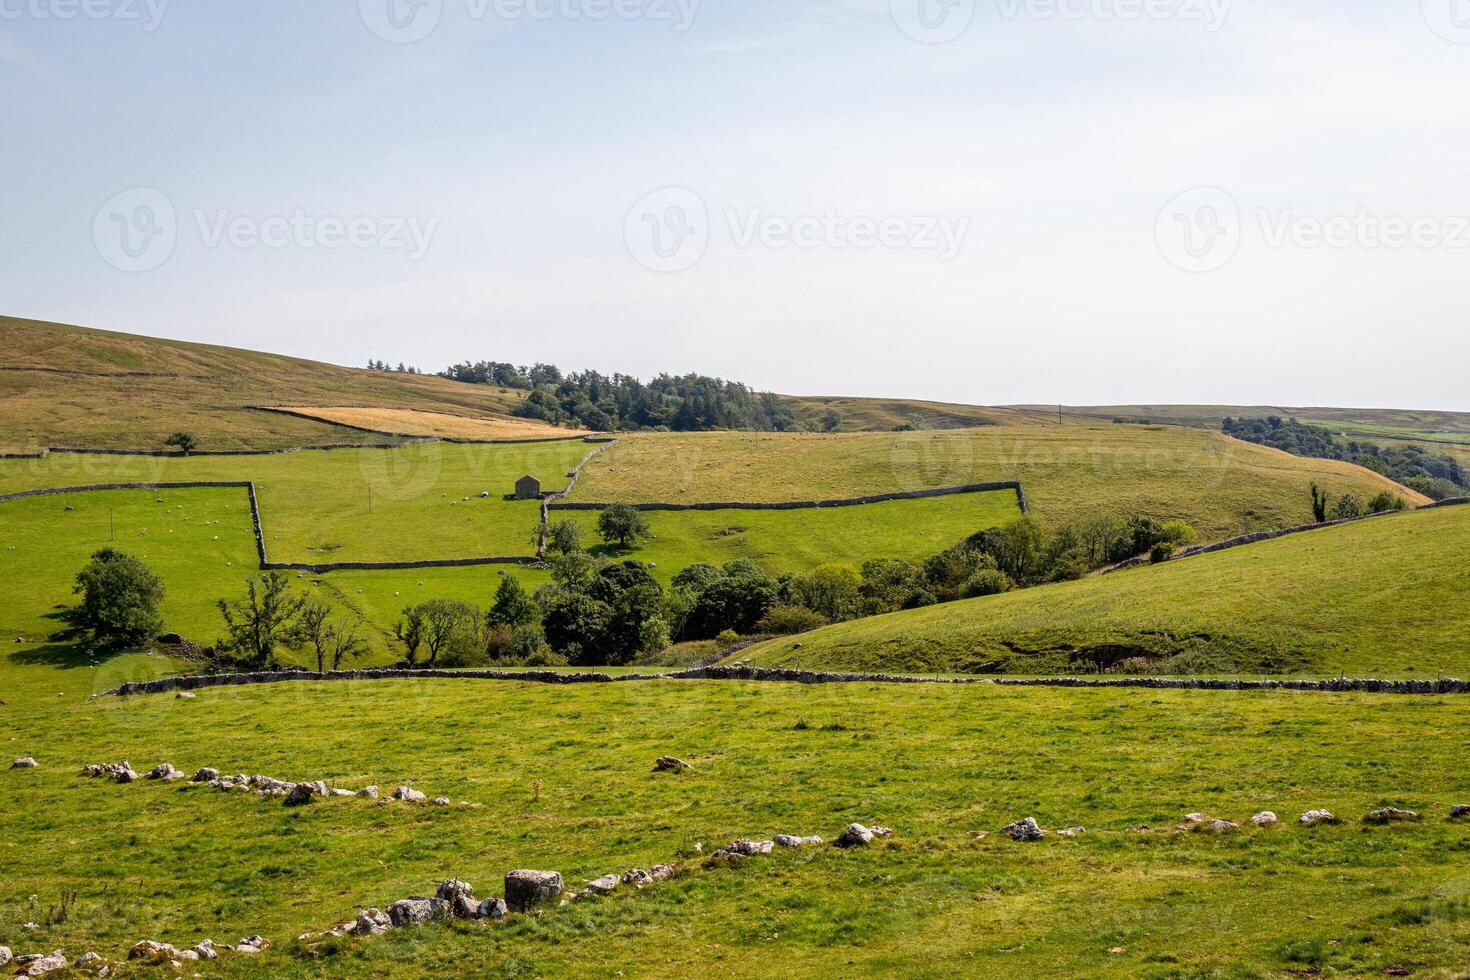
6,609,93,669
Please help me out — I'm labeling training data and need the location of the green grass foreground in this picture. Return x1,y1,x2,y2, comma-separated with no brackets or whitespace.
2,670,1470,977
741,506,1470,677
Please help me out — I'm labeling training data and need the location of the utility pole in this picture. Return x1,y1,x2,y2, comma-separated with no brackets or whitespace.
109,507,114,541
368,485,373,515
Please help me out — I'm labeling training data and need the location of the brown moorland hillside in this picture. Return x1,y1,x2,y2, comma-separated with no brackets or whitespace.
0,316,551,452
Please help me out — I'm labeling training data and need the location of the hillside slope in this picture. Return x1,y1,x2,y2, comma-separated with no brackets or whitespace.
576,424,1426,540
0,316,542,452
736,505,1470,677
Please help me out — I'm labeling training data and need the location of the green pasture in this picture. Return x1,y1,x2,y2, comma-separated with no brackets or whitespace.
562,490,1020,584
2,671,1469,977
575,425,1422,541
742,505,1470,678
0,440,589,564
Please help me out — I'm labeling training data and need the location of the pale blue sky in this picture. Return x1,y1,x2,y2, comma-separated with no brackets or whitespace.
3,0,1469,409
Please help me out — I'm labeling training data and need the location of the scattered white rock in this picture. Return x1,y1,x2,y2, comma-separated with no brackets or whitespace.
11,757,38,769
20,950,68,976
1364,807,1421,825
176,692,196,700
432,796,451,807
355,908,392,936
436,879,479,919
728,839,774,856
774,835,823,848
359,785,380,800
1299,809,1339,826
392,785,426,803
144,763,183,781
478,897,510,919
191,768,218,783
1452,804,1470,820
504,870,564,912
1002,818,1046,842
1251,811,1279,827
1057,827,1086,838
835,823,875,848
0,947,11,968
653,756,693,773
128,941,179,963
387,897,450,928
284,780,328,806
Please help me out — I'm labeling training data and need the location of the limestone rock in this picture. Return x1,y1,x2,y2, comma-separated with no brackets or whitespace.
355,908,392,936
1299,809,1339,826
73,951,106,970
176,692,197,700
145,763,182,781
583,874,620,896
728,839,774,856
436,879,479,919
392,785,426,802
622,869,653,886
504,870,564,912
235,935,269,953
191,940,217,960
11,757,37,769
113,766,139,783
1364,807,1421,825
650,864,676,879
654,756,693,773
1251,811,1279,827
836,823,875,848
20,950,68,976
329,788,355,797
359,785,380,799
128,941,179,963
284,780,327,806
388,897,451,928
870,826,894,838
0,947,11,967
432,796,451,807
477,897,509,919
191,767,219,783
1057,827,1086,839
1451,804,1470,820
774,834,823,848
1002,817,1046,842
1203,819,1240,833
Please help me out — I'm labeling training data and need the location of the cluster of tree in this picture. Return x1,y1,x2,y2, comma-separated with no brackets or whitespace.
1309,483,1409,524
1224,417,1466,499
366,360,423,374
439,360,821,433
69,548,166,651
212,572,368,672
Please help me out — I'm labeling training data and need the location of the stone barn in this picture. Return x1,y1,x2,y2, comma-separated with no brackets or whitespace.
514,475,542,500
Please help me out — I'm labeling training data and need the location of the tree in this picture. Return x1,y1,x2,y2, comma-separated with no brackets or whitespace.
1310,483,1330,523
792,564,861,621
488,575,539,628
71,547,165,651
1332,494,1365,521
820,409,842,432
541,592,612,664
409,599,480,666
395,606,427,666
597,504,651,549
164,432,198,455
543,517,582,555
297,600,367,673
217,572,307,670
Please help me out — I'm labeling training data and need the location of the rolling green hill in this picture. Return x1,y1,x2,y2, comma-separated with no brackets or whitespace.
0,316,544,452
737,505,1470,678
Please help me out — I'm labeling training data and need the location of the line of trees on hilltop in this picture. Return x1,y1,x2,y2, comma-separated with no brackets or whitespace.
437,359,832,433
1223,417,1466,500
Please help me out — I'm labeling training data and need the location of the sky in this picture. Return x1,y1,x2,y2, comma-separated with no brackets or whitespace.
2,0,1469,409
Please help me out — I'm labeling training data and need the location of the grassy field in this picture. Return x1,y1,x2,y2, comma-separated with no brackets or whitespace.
3,661,1470,977
563,491,1020,584
269,406,592,441
0,317,547,452
575,425,1424,540
0,440,592,564
739,505,1470,678
0,486,1016,662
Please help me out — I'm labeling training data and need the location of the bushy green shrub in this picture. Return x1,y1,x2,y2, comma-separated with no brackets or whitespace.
758,605,829,635
1149,542,1175,564
960,569,1012,598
